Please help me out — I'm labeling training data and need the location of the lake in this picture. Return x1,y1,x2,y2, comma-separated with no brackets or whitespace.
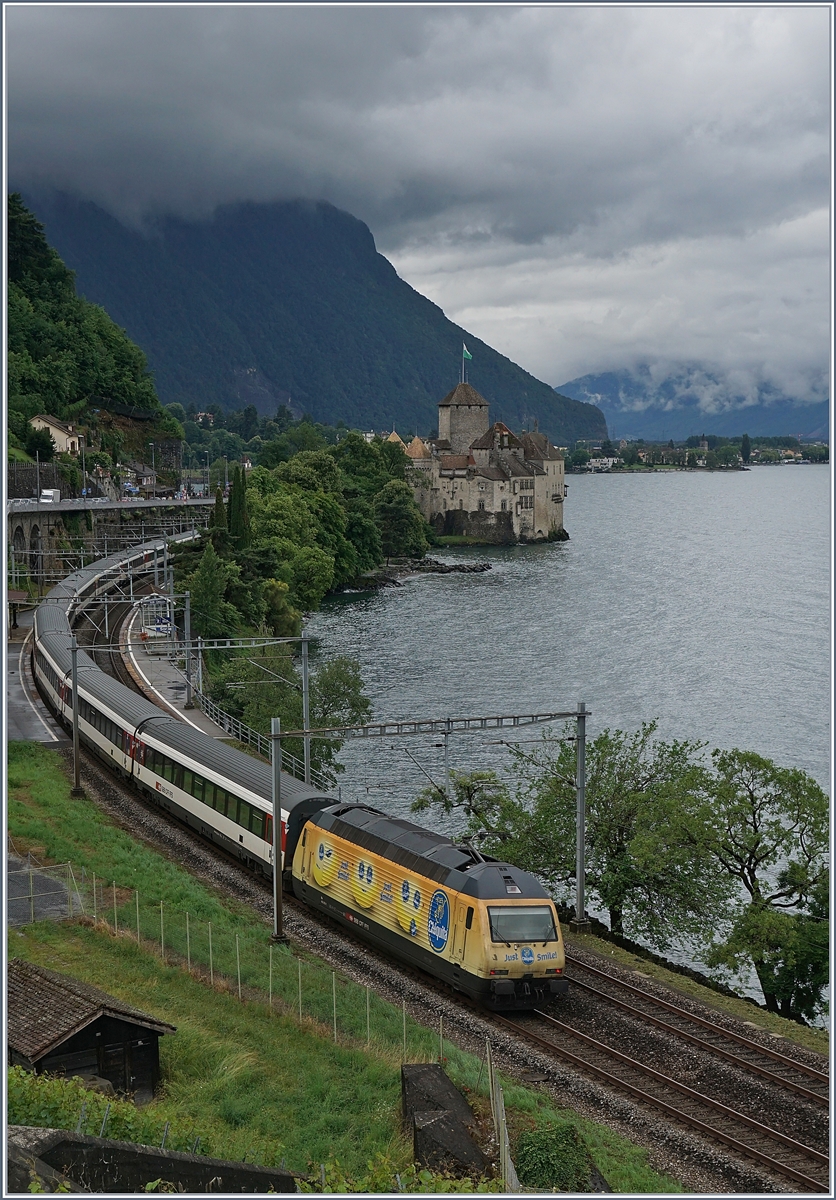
306,465,831,999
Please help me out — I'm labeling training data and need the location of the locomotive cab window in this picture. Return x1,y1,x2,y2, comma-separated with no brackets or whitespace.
488,906,558,944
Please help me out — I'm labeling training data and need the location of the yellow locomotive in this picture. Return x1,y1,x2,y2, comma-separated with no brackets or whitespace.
289,801,568,1009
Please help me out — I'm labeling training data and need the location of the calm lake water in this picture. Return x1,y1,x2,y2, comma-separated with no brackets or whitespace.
307,465,831,999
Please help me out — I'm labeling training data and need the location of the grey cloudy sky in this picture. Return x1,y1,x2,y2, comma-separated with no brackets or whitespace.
6,4,831,408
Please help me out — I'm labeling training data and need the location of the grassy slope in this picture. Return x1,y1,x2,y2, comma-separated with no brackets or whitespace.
6,741,694,1190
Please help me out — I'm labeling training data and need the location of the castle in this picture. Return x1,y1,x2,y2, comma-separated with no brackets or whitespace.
398,383,567,544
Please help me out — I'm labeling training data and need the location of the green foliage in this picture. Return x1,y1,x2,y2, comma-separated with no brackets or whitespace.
740,433,751,463
227,465,251,548
25,426,56,462
210,487,226,531
694,749,829,1021
569,448,591,468
186,543,241,641
210,649,369,784
418,724,728,947
514,1122,592,1192
373,480,429,560
298,1153,500,1193
8,194,160,426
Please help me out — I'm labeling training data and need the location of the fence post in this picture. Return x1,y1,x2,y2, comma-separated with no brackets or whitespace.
160,901,165,963
208,922,213,985
402,1000,407,1060
29,869,35,924
269,945,273,1012
298,959,302,1020
136,891,140,943
332,972,337,1043
112,882,118,934
236,934,242,1001
439,1014,443,1063
92,872,97,920
366,986,370,1046
99,1104,111,1138
68,864,73,918
186,912,191,971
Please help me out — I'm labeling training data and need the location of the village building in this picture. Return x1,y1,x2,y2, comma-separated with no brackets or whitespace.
7,959,175,1103
28,415,82,456
407,383,566,544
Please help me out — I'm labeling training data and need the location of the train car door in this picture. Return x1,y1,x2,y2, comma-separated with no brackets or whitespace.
452,903,468,960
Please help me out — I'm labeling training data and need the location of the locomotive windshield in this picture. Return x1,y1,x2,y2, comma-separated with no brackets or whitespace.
488,906,558,944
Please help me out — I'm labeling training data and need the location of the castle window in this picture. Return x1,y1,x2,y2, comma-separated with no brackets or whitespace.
501,500,507,511
478,500,485,511
459,499,463,509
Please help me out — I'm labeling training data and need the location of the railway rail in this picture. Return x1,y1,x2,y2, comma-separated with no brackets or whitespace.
52,556,831,1195
564,954,829,1107
497,1008,829,1193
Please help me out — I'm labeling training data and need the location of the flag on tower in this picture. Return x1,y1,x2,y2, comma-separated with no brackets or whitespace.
462,343,473,361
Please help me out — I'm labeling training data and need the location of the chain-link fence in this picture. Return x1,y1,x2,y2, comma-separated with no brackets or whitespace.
7,853,85,927
486,1040,520,1192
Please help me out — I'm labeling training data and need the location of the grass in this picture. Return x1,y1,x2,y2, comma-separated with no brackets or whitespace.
8,741,686,1191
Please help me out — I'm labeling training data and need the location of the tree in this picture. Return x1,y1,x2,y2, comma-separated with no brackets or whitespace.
694,749,829,1021
186,542,241,641
209,487,226,530
373,480,429,560
227,465,251,547
570,449,590,469
740,433,751,463
25,426,56,462
413,723,729,948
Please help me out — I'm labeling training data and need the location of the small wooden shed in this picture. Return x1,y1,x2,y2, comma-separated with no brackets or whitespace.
7,959,175,1103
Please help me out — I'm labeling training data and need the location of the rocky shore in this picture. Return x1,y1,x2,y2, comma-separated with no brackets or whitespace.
342,557,492,591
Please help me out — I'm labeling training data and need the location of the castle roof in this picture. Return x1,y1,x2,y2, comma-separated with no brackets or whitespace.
519,432,563,461
438,383,489,409
439,454,476,471
470,423,523,451
386,430,407,447
406,436,432,460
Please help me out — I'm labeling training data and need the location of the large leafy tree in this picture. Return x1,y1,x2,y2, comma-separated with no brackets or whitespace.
413,722,731,949
373,480,429,560
694,750,829,1021
186,542,241,641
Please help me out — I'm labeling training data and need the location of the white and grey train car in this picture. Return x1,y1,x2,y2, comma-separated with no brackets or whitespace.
32,543,334,873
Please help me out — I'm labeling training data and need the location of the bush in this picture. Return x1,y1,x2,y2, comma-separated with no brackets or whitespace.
514,1121,591,1192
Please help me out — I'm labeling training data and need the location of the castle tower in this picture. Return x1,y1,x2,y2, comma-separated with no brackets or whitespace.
437,383,490,455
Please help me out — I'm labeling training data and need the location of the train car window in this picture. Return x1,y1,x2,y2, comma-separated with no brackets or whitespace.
465,907,474,930
214,788,229,817
192,775,205,804
182,769,194,795
487,906,557,944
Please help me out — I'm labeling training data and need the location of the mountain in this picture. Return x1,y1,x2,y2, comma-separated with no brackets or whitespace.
6,194,179,457
556,368,829,442
19,191,607,445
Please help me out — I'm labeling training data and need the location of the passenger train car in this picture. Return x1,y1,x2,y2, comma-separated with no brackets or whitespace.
32,541,567,1009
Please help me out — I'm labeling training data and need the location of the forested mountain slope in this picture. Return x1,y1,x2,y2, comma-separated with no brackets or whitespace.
22,191,606,444
7,193,167,441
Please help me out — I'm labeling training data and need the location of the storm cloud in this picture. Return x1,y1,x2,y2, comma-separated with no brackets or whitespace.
6,4,831,411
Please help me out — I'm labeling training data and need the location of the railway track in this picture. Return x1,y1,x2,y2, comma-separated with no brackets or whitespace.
70,583,831,1194
497,1008,830,1193
565,953,829,1107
